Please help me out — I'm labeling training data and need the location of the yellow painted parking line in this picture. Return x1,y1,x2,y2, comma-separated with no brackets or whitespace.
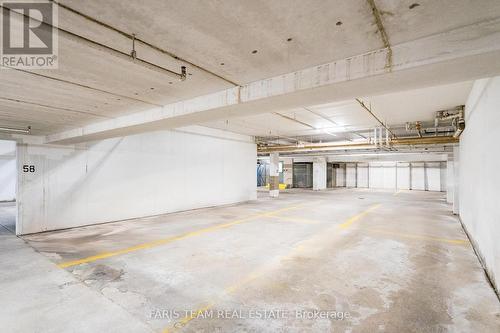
57,203,310,269
163,271,264,333
163,303,215,333
162,204,381,333
338,204,380,229
366,228,469,245
264,214,320,224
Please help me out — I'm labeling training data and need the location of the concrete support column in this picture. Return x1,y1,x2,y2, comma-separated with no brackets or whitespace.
452,147,460,214
282,158,293,189
313,157,327,191
269,152,280,198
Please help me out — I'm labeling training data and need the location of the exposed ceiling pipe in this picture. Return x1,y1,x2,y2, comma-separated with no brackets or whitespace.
453,117,465,138
355,98,397,138
435,106,465,138
272,112,316,129
0,4,186,80
258,136,458,153
5,68,163,107
405,121,423,137
0,126,31,134
0,96,111,119
303,107,338,125
49,0,239,86
415,121,423,138
391,136,459,145
256,135,301,145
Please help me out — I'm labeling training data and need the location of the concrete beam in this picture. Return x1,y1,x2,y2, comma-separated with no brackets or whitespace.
45,18,500,144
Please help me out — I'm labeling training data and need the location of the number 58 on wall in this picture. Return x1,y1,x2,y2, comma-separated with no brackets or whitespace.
22,165,35,173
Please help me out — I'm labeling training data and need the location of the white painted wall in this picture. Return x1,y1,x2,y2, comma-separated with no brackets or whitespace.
459,77,500,291
425,162,442,192
346,163,357,187
324,160,444,191
356,163,369,188
335,165,346,187
446,159,454,204
16,127,256,235
439,162,447,192
0,140,16,202
369,162,397,189
411,162,426,190
396,163,410,190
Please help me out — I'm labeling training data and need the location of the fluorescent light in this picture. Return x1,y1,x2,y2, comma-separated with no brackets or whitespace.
323,129,337,136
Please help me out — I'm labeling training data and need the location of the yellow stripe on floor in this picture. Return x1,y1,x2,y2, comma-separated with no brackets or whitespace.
162,204,381,333
338,204,380,229
57,203,309,269
264,214,320,224
366,228,469,245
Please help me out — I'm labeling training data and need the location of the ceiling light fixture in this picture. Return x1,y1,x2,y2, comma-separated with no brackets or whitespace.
323,129,338,137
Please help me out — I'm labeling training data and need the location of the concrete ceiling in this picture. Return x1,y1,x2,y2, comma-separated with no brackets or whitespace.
59,0,500,83
0,0,499,136
203,81,473,139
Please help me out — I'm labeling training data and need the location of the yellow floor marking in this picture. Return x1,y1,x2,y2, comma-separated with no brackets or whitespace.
162,204,381,333
164,272,264,333
163,303,215,333
338,204,380,229
366,228,469,245
57,203,310,269
264,214,319,224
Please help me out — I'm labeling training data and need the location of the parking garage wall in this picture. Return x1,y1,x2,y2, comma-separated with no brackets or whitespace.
0,140,16,202
16,128,256,235
459,77,500,292
329,161,444,191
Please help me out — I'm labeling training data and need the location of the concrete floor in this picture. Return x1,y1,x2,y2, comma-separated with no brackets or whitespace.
1,189,499,332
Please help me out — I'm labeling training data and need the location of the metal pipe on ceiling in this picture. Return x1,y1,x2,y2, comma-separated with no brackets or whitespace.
49,0,239,87
0,126,31,134
272,112,316,129
0,96,111,119
434,105,465,138
415,122,423,138
0,4,186,80
6,68,163,107
355,98,397,138
258,136,458,154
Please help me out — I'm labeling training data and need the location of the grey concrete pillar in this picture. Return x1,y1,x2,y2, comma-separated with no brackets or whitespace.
269,152,279,197
313,157,327,191
282,158,293,189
